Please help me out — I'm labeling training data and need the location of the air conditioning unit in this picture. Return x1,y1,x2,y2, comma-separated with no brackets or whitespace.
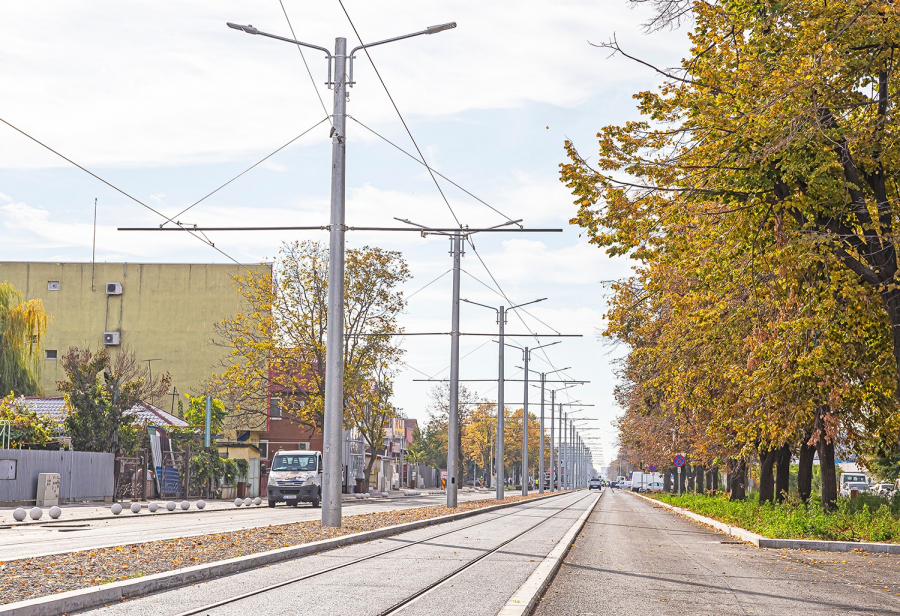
106,282,123,295
103,331,121,346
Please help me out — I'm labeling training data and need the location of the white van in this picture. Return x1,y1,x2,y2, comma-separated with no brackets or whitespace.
266,450,323,507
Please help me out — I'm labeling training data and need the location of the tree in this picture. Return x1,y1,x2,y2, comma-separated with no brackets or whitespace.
0,281,49,396
59,347,171,453
183,394,227,436
345,364,397,490
209,241,409,433
563,0,900,508
462,402,496,482
0,392,56,449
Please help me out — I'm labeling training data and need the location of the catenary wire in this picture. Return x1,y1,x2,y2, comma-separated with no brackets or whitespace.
278,0,333,126
337,0,462,227
465,236,577,403
0,116,245,266
348,115,514,222
168,116,330,222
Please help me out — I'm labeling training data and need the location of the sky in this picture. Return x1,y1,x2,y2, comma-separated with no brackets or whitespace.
0,0,688,467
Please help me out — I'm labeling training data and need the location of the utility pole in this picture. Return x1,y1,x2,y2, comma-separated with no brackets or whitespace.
549,389,555,492
539,372,545,494
226,19,457,527
463,297,544,500
518,342,559,497
447,232,462,507
321,35,348,528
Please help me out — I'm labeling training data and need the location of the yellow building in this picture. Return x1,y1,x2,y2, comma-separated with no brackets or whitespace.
0,261,270,408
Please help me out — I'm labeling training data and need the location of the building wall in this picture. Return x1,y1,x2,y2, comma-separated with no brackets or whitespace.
0,262,270,405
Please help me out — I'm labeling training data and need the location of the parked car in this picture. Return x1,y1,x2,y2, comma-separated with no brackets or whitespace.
266,450,322,507
643,481,664,493
872,482,895,497
839,472,870,497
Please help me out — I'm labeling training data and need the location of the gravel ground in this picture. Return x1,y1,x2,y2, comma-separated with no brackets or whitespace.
0,493,542,605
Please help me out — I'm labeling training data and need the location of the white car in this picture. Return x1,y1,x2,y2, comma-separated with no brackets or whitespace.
266,450,323,507
644,481,664,493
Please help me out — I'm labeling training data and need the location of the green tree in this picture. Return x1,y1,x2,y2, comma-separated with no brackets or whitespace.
0,392,56,449
59,347,171,453
0,281,49,396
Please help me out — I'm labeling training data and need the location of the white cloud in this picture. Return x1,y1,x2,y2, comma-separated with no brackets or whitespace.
0,0,685,168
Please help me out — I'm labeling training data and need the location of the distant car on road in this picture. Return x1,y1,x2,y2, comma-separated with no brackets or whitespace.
873,482,895,497
588,477,603,490
839,472,870,497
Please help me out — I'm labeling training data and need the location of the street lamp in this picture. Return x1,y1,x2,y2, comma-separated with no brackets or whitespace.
227,18,456,528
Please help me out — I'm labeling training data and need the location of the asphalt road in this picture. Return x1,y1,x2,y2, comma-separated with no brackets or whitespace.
0,492,496,561
535,489,900,616
80,490,599,616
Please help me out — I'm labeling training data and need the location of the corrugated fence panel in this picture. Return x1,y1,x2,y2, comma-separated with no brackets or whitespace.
0,450,114,504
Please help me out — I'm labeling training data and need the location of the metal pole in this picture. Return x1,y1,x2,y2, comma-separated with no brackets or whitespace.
538,373,545,494
322,37,347,528
496,306,506,500
521,348,529,497
447,233,462,507
549,390,555,492
559,406,564,490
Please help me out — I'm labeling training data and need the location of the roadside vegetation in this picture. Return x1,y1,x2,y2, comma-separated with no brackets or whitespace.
655,491,900,543
568,0,900,508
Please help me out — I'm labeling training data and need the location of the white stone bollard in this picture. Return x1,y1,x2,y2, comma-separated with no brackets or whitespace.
180,501,190,510
49,506,62,519
234,498,243,507
196,500,206,510
166,501,177,512
111,503,123,515
148,503,159,513
243,498,251,507
130,503,142,513
12,508,27,522
253,497,262,506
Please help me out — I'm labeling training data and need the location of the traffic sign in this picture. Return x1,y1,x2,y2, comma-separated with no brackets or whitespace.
673,455,685,467
648,464,657,472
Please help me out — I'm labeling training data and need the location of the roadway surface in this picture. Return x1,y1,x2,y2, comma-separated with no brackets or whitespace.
535,488,900,615
80,490,599,616
0,492,496,561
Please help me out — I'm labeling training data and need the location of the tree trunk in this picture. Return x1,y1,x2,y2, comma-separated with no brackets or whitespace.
695,466,705,493
775,444,791,503
816,406,838,510
663,467,672,492
798,434,816,503
729,458,746,500
712,467,720,491
758,447,777,504
686,464,695,492
879,287,900,417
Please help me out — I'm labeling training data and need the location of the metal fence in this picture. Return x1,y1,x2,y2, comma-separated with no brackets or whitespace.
0,450,114,505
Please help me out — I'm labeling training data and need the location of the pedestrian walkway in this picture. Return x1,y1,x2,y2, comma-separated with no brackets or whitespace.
535,490,900,615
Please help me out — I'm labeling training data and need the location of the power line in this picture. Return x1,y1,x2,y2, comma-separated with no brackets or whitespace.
405,269,451,301
337,0,462,227
277,0,333,125
168,116,329,222
347,115,514,222
0,115,244,266
465,235,577,401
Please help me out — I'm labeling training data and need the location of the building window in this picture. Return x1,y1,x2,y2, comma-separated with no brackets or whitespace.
297,442,310,450
258,440,269,459
269,397,282,420
45,350,58,360
48,281,59,291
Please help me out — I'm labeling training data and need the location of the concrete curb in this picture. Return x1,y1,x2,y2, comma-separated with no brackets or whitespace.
497,490,602,616
0,493,565,616
631,491,900,554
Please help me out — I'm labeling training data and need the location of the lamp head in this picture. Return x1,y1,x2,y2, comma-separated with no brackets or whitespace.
227,22,259,35
426,22,457,34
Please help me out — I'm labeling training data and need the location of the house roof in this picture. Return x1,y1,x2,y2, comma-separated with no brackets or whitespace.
20,397,188,428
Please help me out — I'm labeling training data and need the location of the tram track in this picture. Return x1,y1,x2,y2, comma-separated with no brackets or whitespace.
170,490,597,616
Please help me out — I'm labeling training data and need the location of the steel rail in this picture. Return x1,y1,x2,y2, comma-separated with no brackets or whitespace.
377,491,597,615
171,492,585,616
